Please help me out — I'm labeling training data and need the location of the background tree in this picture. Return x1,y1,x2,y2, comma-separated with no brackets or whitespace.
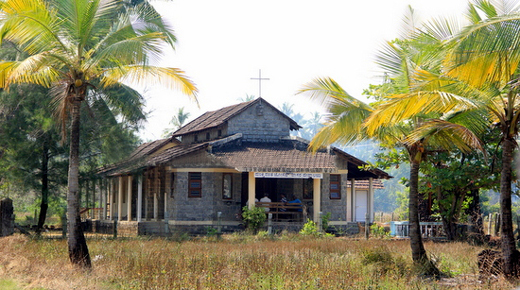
0,0,197,267
162,107,191,137
445,1,520,276
299,13,486,274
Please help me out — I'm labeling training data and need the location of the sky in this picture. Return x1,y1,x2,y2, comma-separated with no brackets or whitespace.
139,0,470,141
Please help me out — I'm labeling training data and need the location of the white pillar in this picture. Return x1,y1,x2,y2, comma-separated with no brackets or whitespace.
103,179,107,220
127,175,132,221
350,178,356,222
164,190,168,219
118,176,123,221
154,192,159,220
109,178,115,220
369,177,374,223
137,175,143,222
248,172,256,209
313,178,321,222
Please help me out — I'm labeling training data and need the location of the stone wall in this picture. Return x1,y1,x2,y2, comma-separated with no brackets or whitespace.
170,172,243,222
320,174,348,222
227,102,291,142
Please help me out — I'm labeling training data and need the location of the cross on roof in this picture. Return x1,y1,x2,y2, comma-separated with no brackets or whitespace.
250,69,270,98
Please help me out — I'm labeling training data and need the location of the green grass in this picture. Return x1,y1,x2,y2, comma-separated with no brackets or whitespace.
0,279,21,290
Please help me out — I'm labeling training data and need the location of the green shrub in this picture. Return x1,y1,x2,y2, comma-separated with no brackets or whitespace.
241,206,266,232
370,223,389,238
321,212,331,231
300,219,320,236
300,219,334,237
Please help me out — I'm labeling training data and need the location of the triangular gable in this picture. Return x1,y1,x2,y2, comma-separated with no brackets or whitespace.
172,98,301,138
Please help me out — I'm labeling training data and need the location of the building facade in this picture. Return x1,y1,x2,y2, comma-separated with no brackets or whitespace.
97,98,390,235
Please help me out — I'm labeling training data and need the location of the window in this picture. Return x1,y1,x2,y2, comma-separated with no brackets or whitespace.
329,174,341,199
188,172,202,198
303,178,313,200
222,173,232,199
206,132,210,140
218,130,222,137
194,135,198,142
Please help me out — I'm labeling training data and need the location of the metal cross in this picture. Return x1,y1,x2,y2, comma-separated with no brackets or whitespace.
250,69,270,98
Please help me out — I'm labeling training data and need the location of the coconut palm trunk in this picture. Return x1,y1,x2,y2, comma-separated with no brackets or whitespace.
500,135,517,277
408,151,427,263
67,98,91,268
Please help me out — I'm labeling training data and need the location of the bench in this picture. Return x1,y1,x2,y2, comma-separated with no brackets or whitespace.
255,202,307,222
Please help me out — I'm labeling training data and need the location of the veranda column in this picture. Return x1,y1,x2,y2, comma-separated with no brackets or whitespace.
127,175,132,221
369,178,374,223
137,175,143,222
248,172,256,210
350,178,356,222
313,178,321,222
109,178,115,220
117,176,123,221
102,179,107,220
153,169,159,220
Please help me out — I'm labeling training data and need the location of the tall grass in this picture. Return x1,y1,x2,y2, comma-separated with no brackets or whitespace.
0,234,513,289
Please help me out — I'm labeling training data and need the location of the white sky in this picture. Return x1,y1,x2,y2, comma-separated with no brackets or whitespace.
139,0,469,141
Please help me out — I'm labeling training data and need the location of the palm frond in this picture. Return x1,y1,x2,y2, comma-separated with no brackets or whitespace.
404,119,485,154
298,77,373,112
101,65,198,105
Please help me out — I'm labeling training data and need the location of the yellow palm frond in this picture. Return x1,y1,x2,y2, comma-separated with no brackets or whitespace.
100,65,198,105
404,119,485,154
364,90,477,135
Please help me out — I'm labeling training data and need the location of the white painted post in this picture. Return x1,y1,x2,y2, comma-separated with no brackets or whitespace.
267,213,272,235
137,175,143,222
154,192,159,220
103,179,107,220
350,178,356,222
369,177,374,223
127,175,132,221
109,178,115,220
117,176,123,221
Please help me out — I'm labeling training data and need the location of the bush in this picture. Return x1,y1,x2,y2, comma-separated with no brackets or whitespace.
370,223,389,238
241,206,266,233
321,212,331,231
300,219,334,238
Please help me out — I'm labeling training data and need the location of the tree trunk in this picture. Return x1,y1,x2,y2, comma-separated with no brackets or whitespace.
36,135,49,235
67,100,91,268
500,136,517,277
408,147,440,276
409,158,427,262
468,188,485,244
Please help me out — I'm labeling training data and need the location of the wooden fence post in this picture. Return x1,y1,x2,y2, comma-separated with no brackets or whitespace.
365,212,370,240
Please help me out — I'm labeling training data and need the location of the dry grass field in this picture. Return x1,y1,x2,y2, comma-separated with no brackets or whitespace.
0,233,516,289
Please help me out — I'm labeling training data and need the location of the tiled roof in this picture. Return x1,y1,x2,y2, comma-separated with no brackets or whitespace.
210,142,337,172
172,98,300,137
98,138,175,176
348,179,385,189
101,134,391,180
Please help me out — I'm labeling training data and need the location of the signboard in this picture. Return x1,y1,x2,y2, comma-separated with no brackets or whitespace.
254,172,323,179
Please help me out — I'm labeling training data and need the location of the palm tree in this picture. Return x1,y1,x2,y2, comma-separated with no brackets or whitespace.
162,107,191,137
378,1,520,277
299,30,485,275
438,1,520,277
0,0,197,267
